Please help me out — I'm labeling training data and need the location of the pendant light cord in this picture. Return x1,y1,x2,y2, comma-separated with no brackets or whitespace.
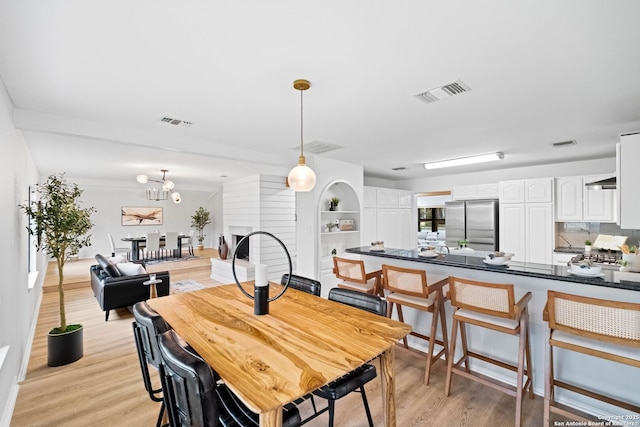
300,88,304,157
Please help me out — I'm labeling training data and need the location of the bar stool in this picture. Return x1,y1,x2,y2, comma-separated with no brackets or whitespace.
333,256,383,296
381,264,449,385
444,276,533,427
543,290,640,425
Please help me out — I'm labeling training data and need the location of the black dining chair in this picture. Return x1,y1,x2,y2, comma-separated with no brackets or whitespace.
281,273,322,297
310,288,387,427
132,302,171,427
157,329,302,427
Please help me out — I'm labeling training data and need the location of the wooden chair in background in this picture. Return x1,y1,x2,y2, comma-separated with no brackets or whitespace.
332,256,383,297
543,290,640,425
445,276,533,427
381,264,449,385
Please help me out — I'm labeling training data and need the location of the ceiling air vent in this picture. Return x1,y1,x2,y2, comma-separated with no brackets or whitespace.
414,80,471,104
160,116,193,127
391,167,407,171
552,140,577,147
293,140,344,155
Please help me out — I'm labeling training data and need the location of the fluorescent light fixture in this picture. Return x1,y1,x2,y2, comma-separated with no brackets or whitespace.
424,152,504,170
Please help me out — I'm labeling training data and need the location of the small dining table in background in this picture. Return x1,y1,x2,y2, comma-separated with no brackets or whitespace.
121,234,187,261
147,283,412,427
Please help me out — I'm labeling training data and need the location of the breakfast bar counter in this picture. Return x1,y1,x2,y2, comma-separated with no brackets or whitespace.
346,246,640,419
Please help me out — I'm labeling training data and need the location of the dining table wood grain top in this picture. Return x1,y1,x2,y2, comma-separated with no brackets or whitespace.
147,283,412,427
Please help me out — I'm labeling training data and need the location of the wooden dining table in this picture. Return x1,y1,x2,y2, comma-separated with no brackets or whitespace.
147,283,412,427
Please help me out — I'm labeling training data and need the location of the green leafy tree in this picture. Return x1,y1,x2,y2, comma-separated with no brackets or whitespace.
190,207,211,244
20,174,96,333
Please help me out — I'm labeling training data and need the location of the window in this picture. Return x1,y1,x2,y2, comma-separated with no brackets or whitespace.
418,208,445,232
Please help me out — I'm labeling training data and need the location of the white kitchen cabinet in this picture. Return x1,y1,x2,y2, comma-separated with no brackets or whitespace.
363,187,377,208
500,178,553,204
525,203,554,264
555,176,583,221
618,133,640,229
362,186,414,249
525,178,553,203
583,174,616,222
451,183,499,200
499,180,525,203
499,203,526,262
556,174,616,222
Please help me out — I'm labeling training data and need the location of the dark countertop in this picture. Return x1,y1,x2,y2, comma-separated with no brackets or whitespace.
346,246,640,292
553,247,585,254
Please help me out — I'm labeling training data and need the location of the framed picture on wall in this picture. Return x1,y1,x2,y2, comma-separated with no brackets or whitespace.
121,207,163,226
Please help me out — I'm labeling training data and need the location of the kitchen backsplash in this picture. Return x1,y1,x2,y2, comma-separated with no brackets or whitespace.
556,222,640,250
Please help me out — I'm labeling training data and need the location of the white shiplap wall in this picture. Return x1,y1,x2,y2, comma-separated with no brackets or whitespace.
223,175,296,280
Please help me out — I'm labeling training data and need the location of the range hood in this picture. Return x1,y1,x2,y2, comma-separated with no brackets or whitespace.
585,176,616,190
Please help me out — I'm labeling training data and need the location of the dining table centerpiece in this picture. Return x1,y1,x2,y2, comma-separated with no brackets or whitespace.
20,173,96,366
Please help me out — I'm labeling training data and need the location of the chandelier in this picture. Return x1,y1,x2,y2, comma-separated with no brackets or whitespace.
136,169,182,203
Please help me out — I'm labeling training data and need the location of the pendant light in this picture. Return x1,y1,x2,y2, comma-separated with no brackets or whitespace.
287,79,316,192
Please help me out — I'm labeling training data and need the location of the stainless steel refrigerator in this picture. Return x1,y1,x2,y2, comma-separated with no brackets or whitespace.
445,199,499,252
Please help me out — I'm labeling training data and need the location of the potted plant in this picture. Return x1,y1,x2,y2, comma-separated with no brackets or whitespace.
457,239,469,248
190,207,211,249
584,239,592,253
19,174,95,366
329,197,340,211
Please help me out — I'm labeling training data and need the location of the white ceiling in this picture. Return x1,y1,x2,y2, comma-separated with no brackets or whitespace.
1,1,639,190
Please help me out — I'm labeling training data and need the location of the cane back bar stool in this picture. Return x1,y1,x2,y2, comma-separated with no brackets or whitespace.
333,256,383,297
445,276,533,427
381,264,449,385
543,290,640,425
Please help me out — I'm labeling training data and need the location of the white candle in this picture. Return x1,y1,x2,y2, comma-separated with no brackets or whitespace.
255,264,268,287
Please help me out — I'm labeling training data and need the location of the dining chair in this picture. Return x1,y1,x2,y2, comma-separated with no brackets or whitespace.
144,232,161,262
309,288,386,427
281,273,322,296
162,231,179,260
157,329,302,427
381,263,449,385
444,276,533,427
332,256,383,297
132,302,171,427
543,290,640,425
108,233,130,259
184,230,195,256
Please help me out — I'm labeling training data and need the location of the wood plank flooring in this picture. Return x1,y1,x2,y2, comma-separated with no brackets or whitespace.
12,248,563,426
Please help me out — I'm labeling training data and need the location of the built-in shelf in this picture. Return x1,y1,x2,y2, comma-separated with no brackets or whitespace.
320,210,359,214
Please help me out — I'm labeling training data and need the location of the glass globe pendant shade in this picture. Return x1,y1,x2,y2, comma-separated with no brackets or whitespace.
162,180,175,191
287,156,316,192
171,192,182,203
136,174,148,184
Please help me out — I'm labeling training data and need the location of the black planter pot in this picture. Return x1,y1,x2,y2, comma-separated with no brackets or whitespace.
48,325,83,367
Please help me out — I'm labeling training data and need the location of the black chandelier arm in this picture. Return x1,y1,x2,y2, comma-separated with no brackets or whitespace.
231,231,292,302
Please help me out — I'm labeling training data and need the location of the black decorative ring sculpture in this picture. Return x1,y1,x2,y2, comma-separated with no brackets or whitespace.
231,231,292,315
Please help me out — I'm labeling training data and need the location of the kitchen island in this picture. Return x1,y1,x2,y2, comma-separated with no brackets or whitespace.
346,246,640,419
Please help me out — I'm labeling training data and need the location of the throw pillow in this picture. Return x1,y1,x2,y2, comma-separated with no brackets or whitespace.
95,254,121,278
109,255,127,264
116,262,147,276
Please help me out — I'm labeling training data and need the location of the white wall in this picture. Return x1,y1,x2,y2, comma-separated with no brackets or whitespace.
0,78,44,426
70,184,221,259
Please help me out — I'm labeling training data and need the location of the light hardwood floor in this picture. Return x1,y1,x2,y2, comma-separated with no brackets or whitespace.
12,249,566,426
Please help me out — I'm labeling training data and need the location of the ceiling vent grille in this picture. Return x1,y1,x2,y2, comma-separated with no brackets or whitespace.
160,116,193,127
414,80,471,104
292,140,344,155
552,140,577,147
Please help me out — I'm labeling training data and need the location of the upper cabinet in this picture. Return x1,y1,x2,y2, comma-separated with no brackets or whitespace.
362,186,414,249
451,183,499,200
618,133,640,229
499,178,553,204
555,174,616,223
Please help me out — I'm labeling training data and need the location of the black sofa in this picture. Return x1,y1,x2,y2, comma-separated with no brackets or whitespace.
90,254,170,321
